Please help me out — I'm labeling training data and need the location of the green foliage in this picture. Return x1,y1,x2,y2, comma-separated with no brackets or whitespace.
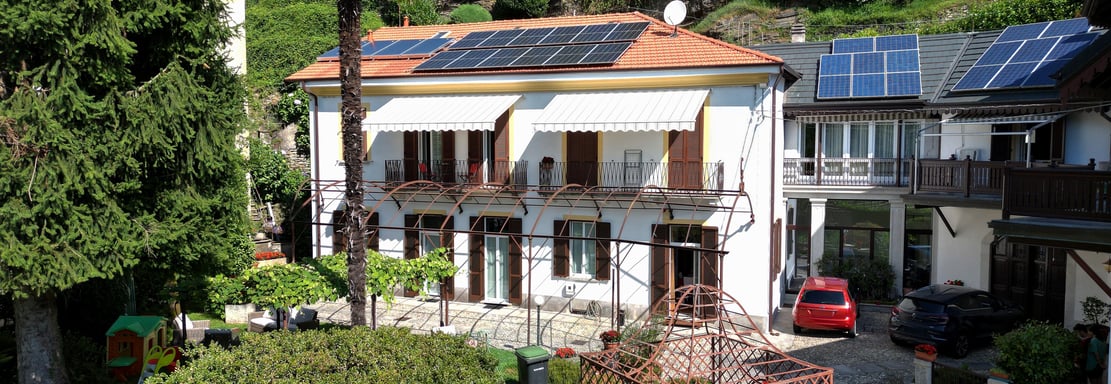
272,89,311,157
245,2,383,88
927,0,1081,34
817,256,895,301
144,326,500,383
492,0,549,19
550,357,581,384
1081,296,1111,326
367,248,458,304
62,331,117,384
488,347,518,381
373,0,445,27
247,138,306,204
995,321,1079,384
241,264,339,311
305,253,350,295
203,274,251,315
451,4,492,23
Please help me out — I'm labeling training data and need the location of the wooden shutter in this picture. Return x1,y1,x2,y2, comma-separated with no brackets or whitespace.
507,218,523,305
441,216,455,300
403,215,420,297
566,132,598,186
668,109,704,189
468,217,484,302
651,224,670,309
552,220,569,278
700,226,719,317
367,213,379,251
403,132,419,181
595,222,611,281
493,114,510,183
362,131,370,160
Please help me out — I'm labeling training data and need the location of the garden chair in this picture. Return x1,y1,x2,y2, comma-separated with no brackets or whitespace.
171,314,209,343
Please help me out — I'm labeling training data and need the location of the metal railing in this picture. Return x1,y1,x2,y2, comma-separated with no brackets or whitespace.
384,159,527,189
783,158,910,187
1003,167,1111,222
537,161,726,191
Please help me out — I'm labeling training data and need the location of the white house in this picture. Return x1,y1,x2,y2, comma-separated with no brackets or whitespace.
287,12,791,328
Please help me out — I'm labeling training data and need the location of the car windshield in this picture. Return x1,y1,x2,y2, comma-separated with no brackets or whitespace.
897,297,945,313
800,290,845,305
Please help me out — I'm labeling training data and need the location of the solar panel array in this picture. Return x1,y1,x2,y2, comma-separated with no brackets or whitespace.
413,22,648,72
817,34,922,99
953,18,1097,90
317,38,454,59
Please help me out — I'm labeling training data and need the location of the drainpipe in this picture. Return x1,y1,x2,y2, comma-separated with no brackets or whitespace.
768,71,784,334
302,82,322,258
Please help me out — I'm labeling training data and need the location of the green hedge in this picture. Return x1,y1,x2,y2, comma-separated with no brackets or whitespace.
995,321,1079,384
451,4,493,23
145,327,499,383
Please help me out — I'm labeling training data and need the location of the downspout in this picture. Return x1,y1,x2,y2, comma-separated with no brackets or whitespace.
768,71,784,334
302,82,323,258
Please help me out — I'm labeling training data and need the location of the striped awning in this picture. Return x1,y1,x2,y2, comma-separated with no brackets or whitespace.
532,89,710,132
793,111,933,123
941,113,1065,125
362,94,521,132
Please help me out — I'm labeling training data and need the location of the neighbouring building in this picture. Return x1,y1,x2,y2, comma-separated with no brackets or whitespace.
757,17,1111,325
287,13,793,328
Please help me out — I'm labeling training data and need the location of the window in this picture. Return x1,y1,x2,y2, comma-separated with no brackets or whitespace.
821,123,844,158
570,222,596,276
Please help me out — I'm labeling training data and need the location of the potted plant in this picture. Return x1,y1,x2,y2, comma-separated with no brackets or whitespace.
944,279,964,286
554,347,576,358
600,329,621,350
988,367,1011,383
540,156,555,170
914,344,938,362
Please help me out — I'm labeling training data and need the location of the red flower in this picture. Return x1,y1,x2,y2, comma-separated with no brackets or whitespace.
599,329,621,343
914,344,937,354
254,252,286,261
555,347,575,358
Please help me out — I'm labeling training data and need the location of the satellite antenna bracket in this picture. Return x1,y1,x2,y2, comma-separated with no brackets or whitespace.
663,0,686,38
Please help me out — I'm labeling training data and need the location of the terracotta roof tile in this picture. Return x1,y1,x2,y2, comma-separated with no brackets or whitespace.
287,12,781,82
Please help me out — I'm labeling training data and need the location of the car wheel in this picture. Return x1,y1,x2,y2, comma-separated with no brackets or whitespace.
949,334,970,358
847,320,858,338
793,324,802,334
889,335,906,346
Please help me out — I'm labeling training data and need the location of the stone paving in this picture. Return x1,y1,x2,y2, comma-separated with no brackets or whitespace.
307,297,999,384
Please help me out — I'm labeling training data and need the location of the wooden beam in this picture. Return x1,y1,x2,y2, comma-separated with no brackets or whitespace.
934,207,956,238
1066,249,1111,298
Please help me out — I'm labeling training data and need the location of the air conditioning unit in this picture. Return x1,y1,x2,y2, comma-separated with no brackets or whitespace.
956,148,979,161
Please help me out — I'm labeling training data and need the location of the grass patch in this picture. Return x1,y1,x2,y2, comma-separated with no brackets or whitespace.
804,0,974,40
188,312,248,332
488,348,519,384
690,0,779,33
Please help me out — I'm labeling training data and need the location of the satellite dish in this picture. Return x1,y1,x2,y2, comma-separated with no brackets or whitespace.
663,0,686,37
664,0,686,26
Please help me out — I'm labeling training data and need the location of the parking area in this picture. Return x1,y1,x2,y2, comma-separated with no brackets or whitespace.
766,304,998,384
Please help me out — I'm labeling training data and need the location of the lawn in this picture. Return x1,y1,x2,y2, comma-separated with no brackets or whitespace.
488,347,519,384
187,312,247,332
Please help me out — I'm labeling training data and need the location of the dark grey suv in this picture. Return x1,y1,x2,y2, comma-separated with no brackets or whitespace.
888,284,1024,358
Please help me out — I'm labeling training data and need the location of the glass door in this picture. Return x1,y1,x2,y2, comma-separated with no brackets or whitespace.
420,230,442,296
484,234,510,301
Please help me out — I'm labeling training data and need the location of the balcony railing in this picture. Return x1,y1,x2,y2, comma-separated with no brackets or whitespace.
915,159,1006,197
384,159,527,189
783,158,911,187
538,161,725,191
1003,167,1111,222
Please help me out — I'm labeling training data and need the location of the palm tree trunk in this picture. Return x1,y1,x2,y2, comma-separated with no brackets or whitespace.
338,0,367,327
14,292,69,384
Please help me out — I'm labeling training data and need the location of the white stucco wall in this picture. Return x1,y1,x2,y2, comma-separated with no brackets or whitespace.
1067,250,1111,327
1064,111,1111,166
931,207,997,289
937,120,992,161
223,0,246,75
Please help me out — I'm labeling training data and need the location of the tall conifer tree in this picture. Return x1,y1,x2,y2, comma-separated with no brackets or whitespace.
0,0,249,382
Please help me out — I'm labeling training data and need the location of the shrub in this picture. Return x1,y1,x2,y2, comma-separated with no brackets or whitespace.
204,274,250,315
375,0,443,27
1081,296,1111,325
817,256,895,301
492,0,548,19
549,356,581,384
450,4,492,23
995,321,1079,384
144,326,500,383
247,138,306,205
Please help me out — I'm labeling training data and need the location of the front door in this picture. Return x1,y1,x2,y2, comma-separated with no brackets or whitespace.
990,241,1066,324
651,225,719,319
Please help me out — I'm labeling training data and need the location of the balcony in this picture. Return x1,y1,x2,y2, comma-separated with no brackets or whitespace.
1003,167,1111,222
383,160,528,190
915,159,1006,197
783,158,911,187
537,161,726,192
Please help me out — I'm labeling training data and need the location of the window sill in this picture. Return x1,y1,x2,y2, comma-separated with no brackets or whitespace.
480,299,509,306
559,275,598,283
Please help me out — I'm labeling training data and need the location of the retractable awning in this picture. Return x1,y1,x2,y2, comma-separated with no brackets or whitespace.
361,94,521,132
941,113,1064,125
532,89,710,132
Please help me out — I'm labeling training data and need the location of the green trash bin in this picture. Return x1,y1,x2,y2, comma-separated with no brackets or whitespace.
515,345,550,384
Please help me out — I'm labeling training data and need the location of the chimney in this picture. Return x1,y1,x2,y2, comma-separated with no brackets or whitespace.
403,15,410,27
790,23,806,43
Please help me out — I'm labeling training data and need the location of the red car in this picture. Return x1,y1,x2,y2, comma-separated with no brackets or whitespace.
792,276,859,337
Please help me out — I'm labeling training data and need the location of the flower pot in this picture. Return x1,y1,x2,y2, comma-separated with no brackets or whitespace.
914,351,937,362
603,341,619,350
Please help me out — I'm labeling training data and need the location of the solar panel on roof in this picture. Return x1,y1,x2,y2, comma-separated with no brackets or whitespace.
444,49,497,69
572,24,619,43
477,48,529,68
604,22,649,41
579,42,631,65
817,34,922,99
509,27,555,46
403,38,453,55
539,26,585,45
413,50,467,70
373,39,424,56
953,18,1097,91
478,29,525,48
449,31,496,50
545,45,594,65
511,46,562,67
361,40,397,55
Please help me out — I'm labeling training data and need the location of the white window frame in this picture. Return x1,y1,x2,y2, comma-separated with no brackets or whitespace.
569,221,596,278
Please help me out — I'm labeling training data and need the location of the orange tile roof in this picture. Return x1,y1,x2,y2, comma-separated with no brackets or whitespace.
286,12,782,82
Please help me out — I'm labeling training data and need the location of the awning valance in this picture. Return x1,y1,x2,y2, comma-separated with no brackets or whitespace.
793,111,933,123
532,89,710,132
362,94,521,132
941,113,1064,125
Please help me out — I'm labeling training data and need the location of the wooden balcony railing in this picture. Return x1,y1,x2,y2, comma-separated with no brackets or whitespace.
783,158,911,187
915,159,1006,197
538,161,725,191
1003,167,1111,222
384,159,527,189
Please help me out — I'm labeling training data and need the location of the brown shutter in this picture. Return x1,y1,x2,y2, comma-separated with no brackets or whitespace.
468,217,483,302
507,218,523,305
403,132,419,181
441,216,455,300
367,213,379,251
493,114,510,183
651,224,670,309
595,222,611,281
404,215,420,297
552,220,569,278
700,226,719,318
362,131,370,160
